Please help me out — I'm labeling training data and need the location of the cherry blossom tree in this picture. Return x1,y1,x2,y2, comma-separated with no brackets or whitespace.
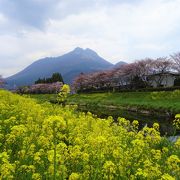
170,52,180,73
73,55,175,92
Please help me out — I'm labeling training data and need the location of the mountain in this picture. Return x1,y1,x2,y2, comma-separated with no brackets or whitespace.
114,61,127,68
6,47,114,88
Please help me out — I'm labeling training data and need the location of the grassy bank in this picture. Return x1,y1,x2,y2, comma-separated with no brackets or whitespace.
68,91,180,114
30,90,180,115
29,91,180,135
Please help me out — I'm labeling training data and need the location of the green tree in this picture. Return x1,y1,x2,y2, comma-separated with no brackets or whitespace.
34,73,64,84
52,73,64,83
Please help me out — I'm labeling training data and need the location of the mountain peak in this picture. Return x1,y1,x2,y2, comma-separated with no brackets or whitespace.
6,47,114,88
72,47,98,58
73,47,84,53
85,48,98,56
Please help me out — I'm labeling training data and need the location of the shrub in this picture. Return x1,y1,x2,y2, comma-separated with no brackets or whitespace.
57,84,70,105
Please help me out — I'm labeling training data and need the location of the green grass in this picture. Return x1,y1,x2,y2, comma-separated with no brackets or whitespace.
67,91,180,113
26,94,57,103
29,91,180,114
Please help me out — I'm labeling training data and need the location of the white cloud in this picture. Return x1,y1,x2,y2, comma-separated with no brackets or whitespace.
0,0,180,77
0,13,6,23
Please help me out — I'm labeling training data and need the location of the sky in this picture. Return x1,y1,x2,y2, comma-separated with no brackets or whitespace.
0,0,180,77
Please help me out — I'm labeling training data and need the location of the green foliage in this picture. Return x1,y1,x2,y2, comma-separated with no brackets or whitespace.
35,73,64,84
151,90,180,100
51,73,64,84
0,90,179,179
67,91,180,114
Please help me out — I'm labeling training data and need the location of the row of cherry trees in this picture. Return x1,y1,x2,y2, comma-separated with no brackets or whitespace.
16,82,63,94
73,53,180,92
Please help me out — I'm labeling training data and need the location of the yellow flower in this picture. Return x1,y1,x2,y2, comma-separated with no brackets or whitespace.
103,161,116,175
132,139,145,148
48,150,54,162
166,155,180,170
18,150,26,158
118,117,130,128
34,152,41,163
151,149,161,160
69,173,80,180
173,118,180,129
32,173,41,180
112,149,121,159
153,123,159,131
161,173,175,180
162,147,169,153
132,120,139,129
174,137,180,148
1,90,180,179
0,152,15,179
82,153,89,162
135,168,148,178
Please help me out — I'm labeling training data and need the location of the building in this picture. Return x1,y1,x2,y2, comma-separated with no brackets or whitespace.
148,72,180,88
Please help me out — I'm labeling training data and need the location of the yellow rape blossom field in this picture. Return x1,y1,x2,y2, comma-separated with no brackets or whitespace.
0,90,180,179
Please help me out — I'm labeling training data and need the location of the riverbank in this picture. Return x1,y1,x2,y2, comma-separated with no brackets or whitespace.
68,91,180,135
67,91,180,114
29,91,180,135
30,90,180,115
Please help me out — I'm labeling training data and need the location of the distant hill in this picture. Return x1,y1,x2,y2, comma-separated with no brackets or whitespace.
114,61,127,68
6,47,114,88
